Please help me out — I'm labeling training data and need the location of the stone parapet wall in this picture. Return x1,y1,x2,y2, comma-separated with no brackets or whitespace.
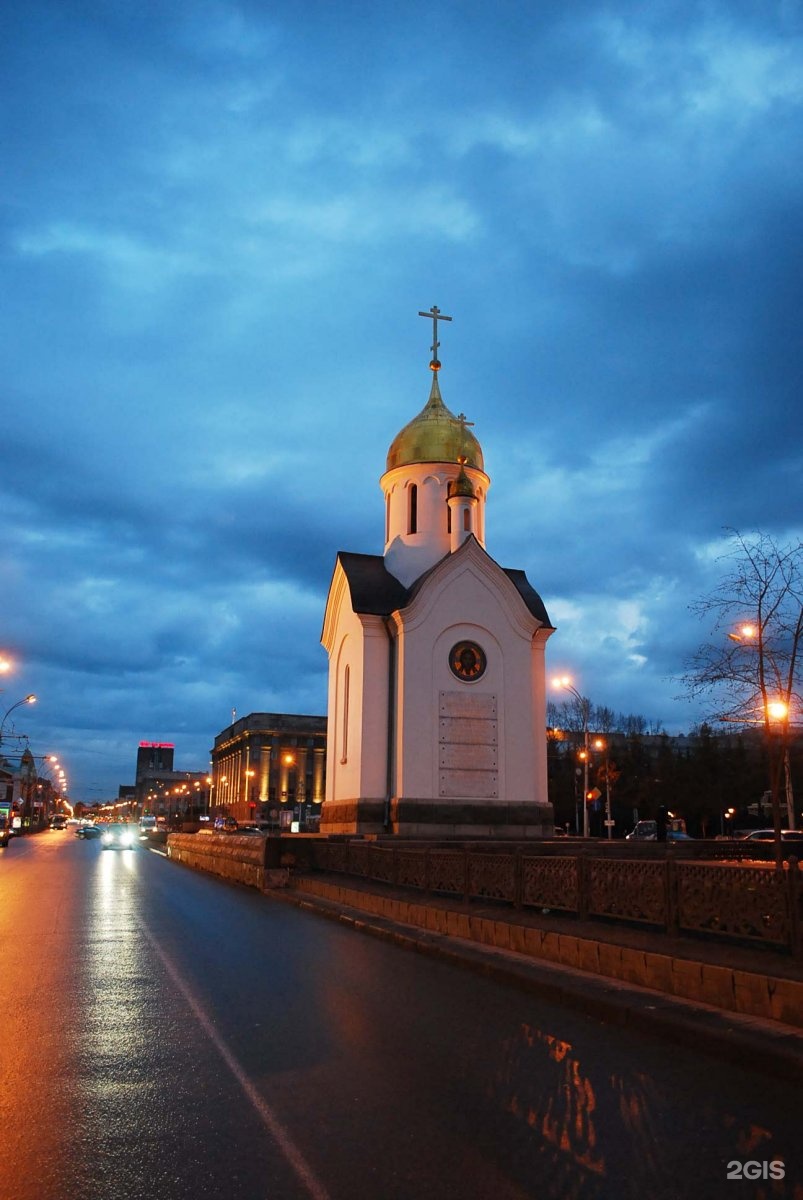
292,875,803,1029
167,832,267,889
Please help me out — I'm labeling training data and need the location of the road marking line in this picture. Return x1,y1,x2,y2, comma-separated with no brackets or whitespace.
148,847,168,857
139,921,331,1200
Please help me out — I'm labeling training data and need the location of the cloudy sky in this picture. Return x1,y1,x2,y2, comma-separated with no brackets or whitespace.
2,0,801,800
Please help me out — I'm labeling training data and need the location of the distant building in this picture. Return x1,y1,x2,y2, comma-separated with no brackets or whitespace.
0,748,58,831
137,770,210,817
136,741,175,783
210,713,327,827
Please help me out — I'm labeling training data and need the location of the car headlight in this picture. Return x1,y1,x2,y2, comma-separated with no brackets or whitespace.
101,833,112,844
121,833,134,847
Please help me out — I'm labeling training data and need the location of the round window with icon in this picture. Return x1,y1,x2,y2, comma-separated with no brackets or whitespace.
449,641,487,682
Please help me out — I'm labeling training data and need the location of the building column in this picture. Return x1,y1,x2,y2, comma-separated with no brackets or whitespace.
313,747,325,804
259,743,271,803
295,748,308,800
279,751,292,803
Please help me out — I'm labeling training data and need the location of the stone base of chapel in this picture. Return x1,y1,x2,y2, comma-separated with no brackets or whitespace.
318,797,554,839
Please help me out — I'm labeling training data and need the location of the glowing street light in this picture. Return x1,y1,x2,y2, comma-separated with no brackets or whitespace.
0,694,37,744
727,624,757,643
727,620,797,853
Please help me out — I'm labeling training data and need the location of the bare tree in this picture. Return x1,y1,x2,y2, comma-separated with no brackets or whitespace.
620,713,648,736
682,529,803,866
593,705,617,735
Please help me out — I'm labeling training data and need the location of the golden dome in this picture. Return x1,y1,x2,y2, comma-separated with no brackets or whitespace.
448,459,476,498
385,375,484,472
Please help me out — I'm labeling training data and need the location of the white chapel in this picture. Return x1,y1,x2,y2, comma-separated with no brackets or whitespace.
320,308,554,837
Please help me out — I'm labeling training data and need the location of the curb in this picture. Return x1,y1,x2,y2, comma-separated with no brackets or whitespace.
268,886,803,1084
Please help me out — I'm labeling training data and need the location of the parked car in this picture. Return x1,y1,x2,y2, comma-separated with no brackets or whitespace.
213,816,239,832
101,823,138,850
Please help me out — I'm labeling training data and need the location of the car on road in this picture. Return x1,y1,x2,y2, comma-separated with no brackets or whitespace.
0,814,10,848
741,829,803,843
626,817,691,841
50,815,67,830
76,823,101,839
101,823,138,850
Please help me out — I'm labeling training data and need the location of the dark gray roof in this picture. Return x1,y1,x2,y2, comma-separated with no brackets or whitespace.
502,568,554,629
335,546,553,629
337,552,410,615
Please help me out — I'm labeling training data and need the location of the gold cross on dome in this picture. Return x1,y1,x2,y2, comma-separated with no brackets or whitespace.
418,305,452,370
456,413,474,461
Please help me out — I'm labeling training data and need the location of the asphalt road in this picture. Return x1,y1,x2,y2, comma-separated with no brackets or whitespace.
0,830,800,1200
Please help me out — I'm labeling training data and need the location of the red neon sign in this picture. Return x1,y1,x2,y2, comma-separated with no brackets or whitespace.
138,742,175,748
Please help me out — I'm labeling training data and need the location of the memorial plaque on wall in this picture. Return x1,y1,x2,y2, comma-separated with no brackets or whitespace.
439,770,499,798
439,743,499,771
438,691,499,799
439,717,498,745
439,691,497,719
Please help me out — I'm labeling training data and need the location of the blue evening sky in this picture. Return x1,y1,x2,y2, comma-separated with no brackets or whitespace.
2,0,801,799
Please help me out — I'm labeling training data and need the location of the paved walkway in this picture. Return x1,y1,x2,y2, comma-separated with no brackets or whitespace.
269,871,803,1082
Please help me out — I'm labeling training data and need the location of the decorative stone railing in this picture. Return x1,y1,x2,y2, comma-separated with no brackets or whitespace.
301,840,803,958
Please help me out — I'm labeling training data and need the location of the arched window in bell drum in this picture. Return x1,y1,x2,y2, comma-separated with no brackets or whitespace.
408,484,418,534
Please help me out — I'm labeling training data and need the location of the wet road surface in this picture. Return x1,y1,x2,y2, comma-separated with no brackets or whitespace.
0,830,800,1200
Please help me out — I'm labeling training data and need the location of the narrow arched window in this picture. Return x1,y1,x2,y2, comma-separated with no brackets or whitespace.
463,508,470,531
340,666,350,764
447,504,451,534
408,484,418,534
385,493,390,543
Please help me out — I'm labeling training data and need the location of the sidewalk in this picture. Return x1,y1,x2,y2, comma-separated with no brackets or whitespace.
270,871,803,1081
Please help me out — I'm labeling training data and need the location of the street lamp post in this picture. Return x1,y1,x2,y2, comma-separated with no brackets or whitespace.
552,676,591,838
766,700,795,832
729,623,797,865
592,737,613,839
0,695,37,744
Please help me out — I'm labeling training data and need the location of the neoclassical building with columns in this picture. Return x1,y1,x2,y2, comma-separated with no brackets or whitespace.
320,309,554,837
210,712,326,826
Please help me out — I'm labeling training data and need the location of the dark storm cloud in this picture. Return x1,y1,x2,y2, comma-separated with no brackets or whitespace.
2,0,801,792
